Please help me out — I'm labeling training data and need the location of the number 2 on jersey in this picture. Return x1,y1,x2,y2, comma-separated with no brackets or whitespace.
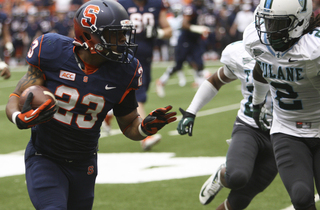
53,85,105,129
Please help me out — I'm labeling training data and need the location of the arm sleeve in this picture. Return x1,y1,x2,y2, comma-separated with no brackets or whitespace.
186,80,218,115
252,79,270,105
113,90,138,117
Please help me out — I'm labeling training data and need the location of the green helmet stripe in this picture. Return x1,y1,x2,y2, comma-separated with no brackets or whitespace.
264,0,273,9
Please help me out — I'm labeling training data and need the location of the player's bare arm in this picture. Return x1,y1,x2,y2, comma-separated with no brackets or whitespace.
116,109,144,140
6,65,45,122
158,9,172,39
117,105,176,140
182,15,192,30
14,65,45,95
177,67,236,136
3,20,13,54
208,67,236,90
252,62,267,84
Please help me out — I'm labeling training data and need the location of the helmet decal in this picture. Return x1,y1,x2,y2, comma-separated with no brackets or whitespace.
264,0,273,9
81,5,100,30
299,0,307,12
73,0,138,63
255,0,312,51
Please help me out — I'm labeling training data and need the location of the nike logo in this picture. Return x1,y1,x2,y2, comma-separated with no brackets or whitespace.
24,114,36,121
235,122,243,126
24,109,39,121
288,58,298,62
200,186,207,197
105,84,116,90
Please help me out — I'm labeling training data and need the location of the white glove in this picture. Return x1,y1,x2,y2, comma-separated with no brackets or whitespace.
5,42,14,54
0,61,10,79
157,28,165,39
189,25,210,38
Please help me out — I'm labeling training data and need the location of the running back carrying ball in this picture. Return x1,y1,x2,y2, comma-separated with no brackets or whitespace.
19,85,56,110
12,85,57,129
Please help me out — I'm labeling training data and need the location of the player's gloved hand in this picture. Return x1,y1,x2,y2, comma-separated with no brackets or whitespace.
140,105,177,136
253,102,272,132
145,25,158,39
0,61,10,79
15,92,57,129
5,42,14,55
177,108,195,136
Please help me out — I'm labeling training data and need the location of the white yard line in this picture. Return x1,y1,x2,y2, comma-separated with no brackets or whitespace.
3,96,320,210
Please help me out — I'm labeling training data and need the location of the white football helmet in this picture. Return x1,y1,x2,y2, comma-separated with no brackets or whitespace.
255,0,312,49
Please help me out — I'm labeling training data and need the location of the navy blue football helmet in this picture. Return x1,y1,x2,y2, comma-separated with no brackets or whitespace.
73,0,138,63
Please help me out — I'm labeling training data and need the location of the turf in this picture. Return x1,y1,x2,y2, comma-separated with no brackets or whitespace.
0,61,318,210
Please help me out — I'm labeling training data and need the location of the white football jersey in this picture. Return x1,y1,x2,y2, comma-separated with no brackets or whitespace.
220,40,272,128
244,22,320,138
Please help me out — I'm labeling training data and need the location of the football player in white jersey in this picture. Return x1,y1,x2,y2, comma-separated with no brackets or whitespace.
243,0,320,209
177,41,277,210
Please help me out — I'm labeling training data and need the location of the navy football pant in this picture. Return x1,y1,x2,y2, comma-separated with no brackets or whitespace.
172,35,205,72
272,133,320,210
25,142,97,210
226,118,278,210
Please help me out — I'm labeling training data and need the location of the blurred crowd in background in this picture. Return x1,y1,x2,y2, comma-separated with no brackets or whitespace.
1,0,320,66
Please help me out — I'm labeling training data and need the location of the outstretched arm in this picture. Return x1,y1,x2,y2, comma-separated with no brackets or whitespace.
177,67,236,136
158,9,172,39
116,106,177,141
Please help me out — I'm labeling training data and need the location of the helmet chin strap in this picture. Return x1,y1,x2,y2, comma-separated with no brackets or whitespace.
269,37,298,51
270,38,288,51
96,49,123,62
94,42,136,63
73,40,89,50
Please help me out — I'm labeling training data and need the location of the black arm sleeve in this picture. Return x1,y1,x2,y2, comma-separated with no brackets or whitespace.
113,90,138,117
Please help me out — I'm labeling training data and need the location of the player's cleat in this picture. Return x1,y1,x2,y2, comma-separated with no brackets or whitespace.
199,163,225,205
141,134,162,151
177,70,186,87
156,79,165,98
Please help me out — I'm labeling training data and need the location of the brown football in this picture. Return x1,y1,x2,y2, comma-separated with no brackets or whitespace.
18,85,56,110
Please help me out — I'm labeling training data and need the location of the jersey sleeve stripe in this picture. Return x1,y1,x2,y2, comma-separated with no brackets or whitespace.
38,35,45,68
25,61,47,81
118,60,141,104
125,59,140,91
118,88,136,104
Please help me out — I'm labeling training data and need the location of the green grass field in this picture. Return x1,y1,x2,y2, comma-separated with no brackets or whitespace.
0,61,318,210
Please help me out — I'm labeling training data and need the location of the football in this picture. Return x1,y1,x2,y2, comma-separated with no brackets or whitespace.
18,85,56,110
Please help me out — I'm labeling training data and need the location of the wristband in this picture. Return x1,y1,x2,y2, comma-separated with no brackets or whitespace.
138,124,148,137
9,93,20,98
217,67,228,84
5,42,13,52
12,111,21,125
157,28,165,39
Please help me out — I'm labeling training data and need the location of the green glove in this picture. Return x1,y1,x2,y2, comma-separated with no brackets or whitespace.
177,108,196,136
253,102,272,132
